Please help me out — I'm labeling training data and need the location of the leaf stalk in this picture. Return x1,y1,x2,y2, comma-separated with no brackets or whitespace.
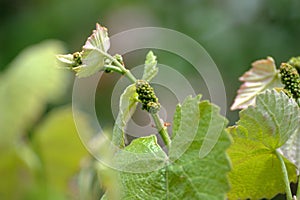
275,150,293,200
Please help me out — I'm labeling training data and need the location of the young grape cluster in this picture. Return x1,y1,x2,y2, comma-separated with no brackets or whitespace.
279,63,300,100
135,80,160,114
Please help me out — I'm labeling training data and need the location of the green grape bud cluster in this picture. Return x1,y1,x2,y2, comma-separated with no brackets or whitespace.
279,63,300,99
135,80,160,113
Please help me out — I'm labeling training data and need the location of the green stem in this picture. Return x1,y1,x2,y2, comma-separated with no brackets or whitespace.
95,48,136,82
151,113,171,148
275,150,293,200
100,48,171,147
104,65,124,74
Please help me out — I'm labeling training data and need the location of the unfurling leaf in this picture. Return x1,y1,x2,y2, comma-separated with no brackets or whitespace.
142,51,158,82
57,23,111,78
56,54,75,66
231,57,283,110
112,84,138,148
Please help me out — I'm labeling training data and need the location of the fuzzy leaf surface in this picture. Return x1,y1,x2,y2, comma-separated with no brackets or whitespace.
142,51,158,82
231,57,283,110
112,84,138,148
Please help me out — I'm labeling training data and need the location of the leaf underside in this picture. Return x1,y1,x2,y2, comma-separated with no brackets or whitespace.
231,57,283,110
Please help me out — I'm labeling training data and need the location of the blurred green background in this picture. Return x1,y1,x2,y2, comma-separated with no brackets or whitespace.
1,0,300,199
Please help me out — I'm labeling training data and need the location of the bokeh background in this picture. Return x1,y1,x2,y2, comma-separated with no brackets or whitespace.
1,0,300,199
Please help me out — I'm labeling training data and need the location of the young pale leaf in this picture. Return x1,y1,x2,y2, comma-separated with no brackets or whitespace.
142,51,158,82
74,23,110,78
237,90,300,149
109,96,231,199
231,57,283,110
56,54,74,66
112,84,138,148
227,127,297,199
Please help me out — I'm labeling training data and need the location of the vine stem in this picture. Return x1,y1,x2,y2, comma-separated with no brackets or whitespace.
95,48,137,83
275,150,293,200
151,113,171,148
99,48,171,147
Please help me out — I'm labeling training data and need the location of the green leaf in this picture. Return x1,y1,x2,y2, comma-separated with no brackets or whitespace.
109,96,231,199
227,90,300,199
142,51,158,82
0,40,69,145
231,57,283,110
237,90,300,149
169,95,201,161
112,84,138,148
227,126,297,199
0,40,70,199
74,23,110,78
114,135,168,199
33,106,89,194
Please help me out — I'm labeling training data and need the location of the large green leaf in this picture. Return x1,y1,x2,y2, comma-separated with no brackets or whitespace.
0,40,69,145
227,90,299,199
227,127,297,199
237,90,300,149
142,51,158,82
33,106,89,196
231,57,283,110
112,84,138,148
0,40,69,199
106,96,231,199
